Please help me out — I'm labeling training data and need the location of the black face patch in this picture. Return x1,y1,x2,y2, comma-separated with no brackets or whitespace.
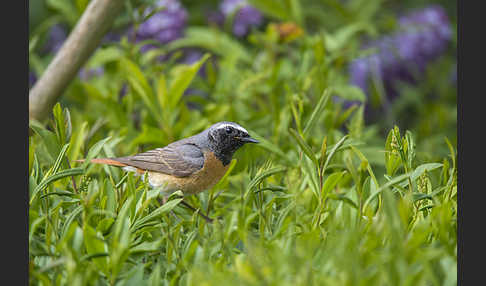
207,122,251,165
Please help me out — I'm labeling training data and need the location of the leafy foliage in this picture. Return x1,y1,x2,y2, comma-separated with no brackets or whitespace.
29,0,456,285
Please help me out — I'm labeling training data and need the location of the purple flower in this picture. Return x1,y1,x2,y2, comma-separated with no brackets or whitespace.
102,31,125,44
134,0,188,52
349,5,452,101
41,24,68,55
78,66,105,81
119,83,128,99
219,0,263,37
183,49,205,65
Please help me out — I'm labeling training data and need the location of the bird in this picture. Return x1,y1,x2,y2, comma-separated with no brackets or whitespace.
79,121,259,222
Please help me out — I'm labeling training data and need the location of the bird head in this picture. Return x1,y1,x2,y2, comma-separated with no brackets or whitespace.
207,121,259,164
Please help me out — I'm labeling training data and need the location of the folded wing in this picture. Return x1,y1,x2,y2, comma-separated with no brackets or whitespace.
110,143,204,177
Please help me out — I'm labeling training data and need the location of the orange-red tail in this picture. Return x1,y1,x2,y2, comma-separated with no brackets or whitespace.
75,158,128,167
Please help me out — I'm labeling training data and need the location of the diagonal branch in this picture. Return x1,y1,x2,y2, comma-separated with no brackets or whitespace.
29,0,125,123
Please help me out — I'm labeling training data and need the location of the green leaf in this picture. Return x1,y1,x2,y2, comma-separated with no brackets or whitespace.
29,216,46,245
324,22,374,52
246,167,287,197
398,163,443,188
117,264,145,286
149,262,162,286
53,103,66,145
30,120,61,163
289,0,303,25
86,46,124,69
444,137,456,170
303,88,331,135
156,74,169,110
75,0,89,13
61,205,83,239
29,137,35,175
104,178,117,214
384,128,401,176
46,0,79,25
167,27,251,63
50,143,70,177
64,108,72,143
181,230,198,260
110,197,134,276
68,121,88,162
289,98,302,135
328,193,359,209
321,171,346,199
322,135,349,174
346,105,364,139
30,168,84,205
350,145,379,190
97,218,115,234
168,53,210,108
405,130,415,169
302,155,320,199
29,35,39,54
289,128,318,167
271,201,295,238
319,136,328,167
39,190,76,199
131,198,183,231
118,57,159,121
130,239,163,254
363,172,412,213
413,193,433,202
82,137,112,169
247,130,292,164
248,0,293,21
332,85,366,103
83,225,108,272
131,124,168,147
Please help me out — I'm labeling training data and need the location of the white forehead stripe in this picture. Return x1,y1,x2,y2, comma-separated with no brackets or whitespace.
217,123,248,133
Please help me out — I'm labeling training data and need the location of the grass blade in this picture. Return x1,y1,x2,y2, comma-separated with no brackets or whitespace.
303,88,331,135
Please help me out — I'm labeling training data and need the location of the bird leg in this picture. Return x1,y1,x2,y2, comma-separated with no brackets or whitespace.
179,200,214,223
157,196,213,223
156,196,167,206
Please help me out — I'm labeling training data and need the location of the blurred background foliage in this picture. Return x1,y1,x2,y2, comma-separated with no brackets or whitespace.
29,0,456,285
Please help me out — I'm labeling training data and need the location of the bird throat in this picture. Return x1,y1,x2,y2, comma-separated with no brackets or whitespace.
212,149,234,166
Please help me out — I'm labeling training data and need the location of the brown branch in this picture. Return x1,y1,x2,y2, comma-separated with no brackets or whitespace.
29,0,125,123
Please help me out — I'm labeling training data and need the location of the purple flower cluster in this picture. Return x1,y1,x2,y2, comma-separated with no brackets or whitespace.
41,24,68,55
134,0,188,52
216,0,263,37
349,5,452,100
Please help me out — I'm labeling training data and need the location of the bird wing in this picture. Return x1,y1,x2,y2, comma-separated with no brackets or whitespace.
112,143,205,177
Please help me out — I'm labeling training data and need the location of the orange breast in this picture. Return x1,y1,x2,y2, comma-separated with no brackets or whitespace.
147,151,230,196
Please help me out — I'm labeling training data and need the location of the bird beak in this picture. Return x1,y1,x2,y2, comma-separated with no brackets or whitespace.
240,137,259,143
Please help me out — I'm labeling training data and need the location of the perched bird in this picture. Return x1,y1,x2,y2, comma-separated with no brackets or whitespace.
81,121,259,221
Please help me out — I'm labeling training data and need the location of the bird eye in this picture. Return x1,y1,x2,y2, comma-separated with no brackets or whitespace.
225,127,232,134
